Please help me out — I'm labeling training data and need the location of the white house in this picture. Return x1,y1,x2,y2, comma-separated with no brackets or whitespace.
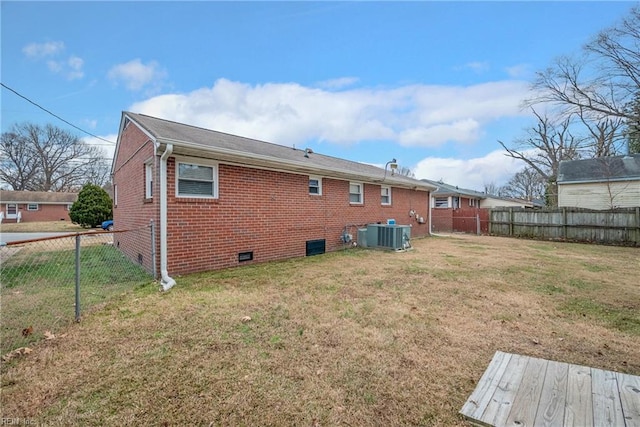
557,154,640,210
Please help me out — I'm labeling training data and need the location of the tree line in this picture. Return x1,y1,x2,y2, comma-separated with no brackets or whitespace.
495,6,640,206
0,123,110,191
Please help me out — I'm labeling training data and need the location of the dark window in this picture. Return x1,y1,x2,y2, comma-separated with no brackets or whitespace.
239,251,254,262
306,239,326,256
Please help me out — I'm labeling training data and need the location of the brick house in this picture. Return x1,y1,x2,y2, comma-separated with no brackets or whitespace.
0,190,77,223
421,179,540,234
112,112,436,290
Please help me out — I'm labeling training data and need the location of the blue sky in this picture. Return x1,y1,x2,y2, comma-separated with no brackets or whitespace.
1,1,636,188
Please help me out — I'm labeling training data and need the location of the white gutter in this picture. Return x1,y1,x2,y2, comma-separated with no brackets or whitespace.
159,143,176,291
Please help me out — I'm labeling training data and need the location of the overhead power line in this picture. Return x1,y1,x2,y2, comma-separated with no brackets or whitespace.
1,82,117,145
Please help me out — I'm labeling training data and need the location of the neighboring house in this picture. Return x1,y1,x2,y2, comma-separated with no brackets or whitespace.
421,180,539,209
0,190,77,223
421,179,540,234
558,154,640,210
112,112,436,289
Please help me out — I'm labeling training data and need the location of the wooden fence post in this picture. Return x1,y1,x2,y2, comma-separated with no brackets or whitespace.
509,208,514,237
636,207,640,245
562,208,567,241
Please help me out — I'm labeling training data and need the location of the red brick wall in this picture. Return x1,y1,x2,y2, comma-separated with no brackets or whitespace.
113,123,431,277
164,159,430,276
112,123,158,274
1,203,72,222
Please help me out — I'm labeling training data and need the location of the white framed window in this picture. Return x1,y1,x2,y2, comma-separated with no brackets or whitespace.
349,182,363,204
145,161,153,199
434,197,449,208
176,158,218,198
381,186,391,205
469,198,478,207
27,203,39,211
309,176,322,195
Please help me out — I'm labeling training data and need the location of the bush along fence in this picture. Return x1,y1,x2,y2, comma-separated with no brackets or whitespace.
489,207,640,246
0,223,156,356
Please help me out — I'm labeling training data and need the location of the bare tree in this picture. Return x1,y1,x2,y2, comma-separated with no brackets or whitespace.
576,110,626,157
527,6,640,122
499,109,582,206
395,166,415,178
501,167,546,201
0,123,110,191
483,182,502,196
0,130,39,190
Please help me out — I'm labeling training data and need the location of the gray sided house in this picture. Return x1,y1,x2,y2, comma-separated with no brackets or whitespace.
112,112,436,289
558,154,640,210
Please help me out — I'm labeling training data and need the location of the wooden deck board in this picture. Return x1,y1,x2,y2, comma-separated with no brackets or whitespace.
617,372,640,427
534,360,568,427
481,353,529,425
460,351,640,427
565,363,593,427
592,368,625,426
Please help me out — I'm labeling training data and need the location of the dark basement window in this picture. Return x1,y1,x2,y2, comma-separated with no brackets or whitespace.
238,251,254,262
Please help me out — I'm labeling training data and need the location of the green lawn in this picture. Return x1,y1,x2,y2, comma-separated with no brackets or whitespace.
1,235,639,425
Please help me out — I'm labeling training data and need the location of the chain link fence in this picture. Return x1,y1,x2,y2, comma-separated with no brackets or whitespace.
1,224,156,356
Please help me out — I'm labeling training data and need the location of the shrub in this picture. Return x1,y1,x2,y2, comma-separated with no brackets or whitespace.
69,184,113,228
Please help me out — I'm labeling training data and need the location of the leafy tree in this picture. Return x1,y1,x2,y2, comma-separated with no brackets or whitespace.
0,123,110,191
69,184,113,228
625,92,640,154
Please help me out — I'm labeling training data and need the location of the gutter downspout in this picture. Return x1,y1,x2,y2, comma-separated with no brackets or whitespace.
428,191,434,236
159,143,176,291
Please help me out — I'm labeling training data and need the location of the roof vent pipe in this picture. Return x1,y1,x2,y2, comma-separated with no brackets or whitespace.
159,143,176,291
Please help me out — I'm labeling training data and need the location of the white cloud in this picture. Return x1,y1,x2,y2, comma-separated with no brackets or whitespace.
129,78,531,148
413,150,525,188
24,41,84,80
66,56,84,80
108,59,167,91
505,63,531,78
316,77,360,90
398,119,480,147
22,41,65,58
460,61,490,73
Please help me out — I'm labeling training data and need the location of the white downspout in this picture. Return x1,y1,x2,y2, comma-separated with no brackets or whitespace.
159,143,176,291
428,193,434,236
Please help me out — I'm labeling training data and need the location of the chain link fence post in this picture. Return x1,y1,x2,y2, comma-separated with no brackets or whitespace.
75,234,81,322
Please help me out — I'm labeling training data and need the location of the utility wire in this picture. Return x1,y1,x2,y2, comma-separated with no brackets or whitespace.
1,82,116,145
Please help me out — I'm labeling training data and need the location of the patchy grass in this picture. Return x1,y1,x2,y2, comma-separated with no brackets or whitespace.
1,234,639,425
1,221,85,233
1,240,154,354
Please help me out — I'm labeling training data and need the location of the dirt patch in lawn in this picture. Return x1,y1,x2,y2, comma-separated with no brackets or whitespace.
1,221,85,233
1,234,638,425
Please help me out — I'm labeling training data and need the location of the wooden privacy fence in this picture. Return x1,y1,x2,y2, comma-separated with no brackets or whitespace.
432,208,489,235
489,207,640,246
